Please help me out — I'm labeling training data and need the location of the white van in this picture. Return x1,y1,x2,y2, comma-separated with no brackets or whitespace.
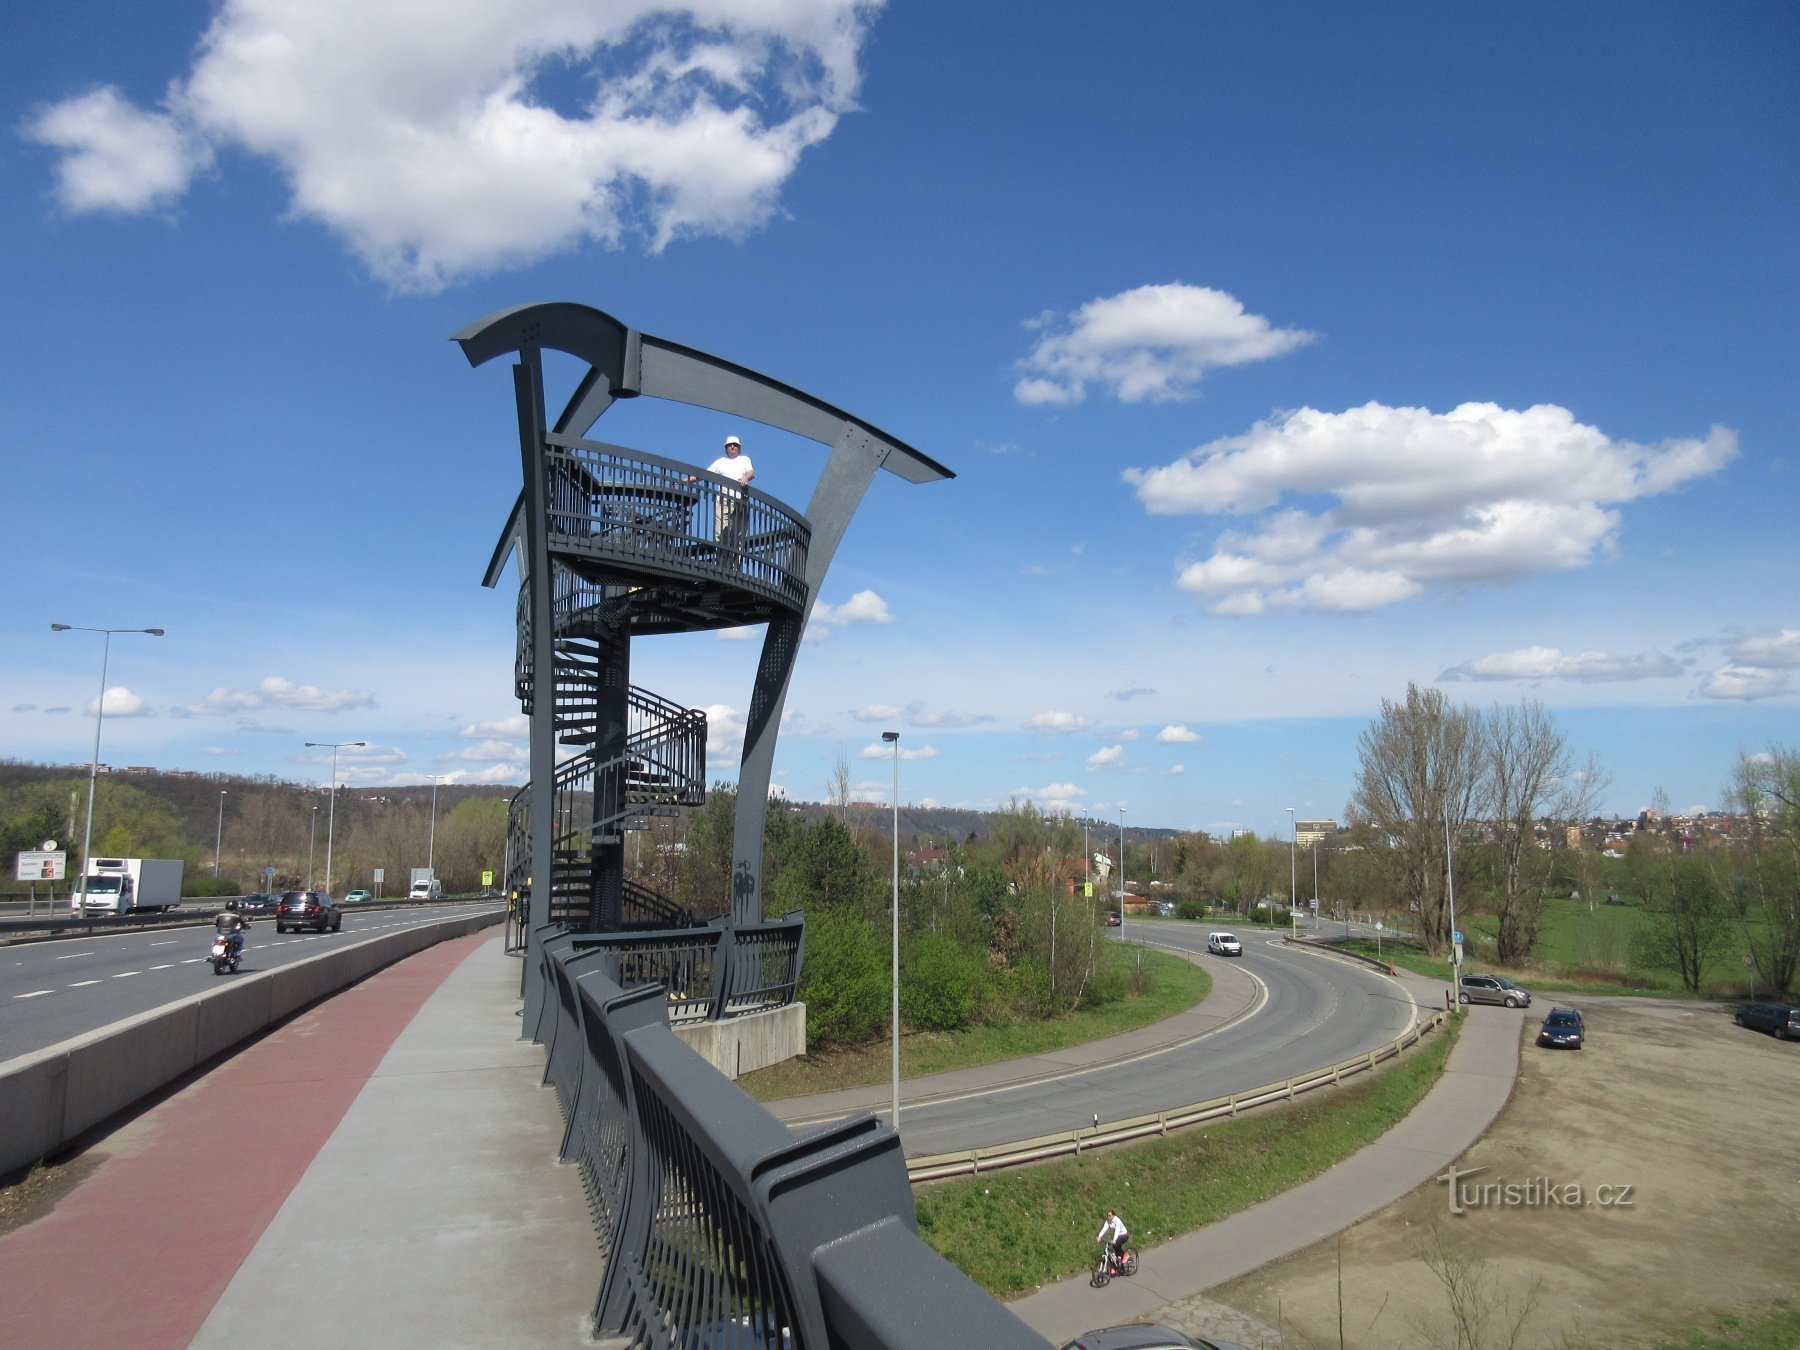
1206,931,1242,957
409,878,444,900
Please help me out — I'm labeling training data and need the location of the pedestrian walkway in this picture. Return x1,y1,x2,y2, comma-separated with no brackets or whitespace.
0,934,1519,1349
0,932,595,1350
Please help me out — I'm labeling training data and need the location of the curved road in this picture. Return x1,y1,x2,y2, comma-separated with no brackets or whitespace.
833,919,1421,1158
0,903,504,1062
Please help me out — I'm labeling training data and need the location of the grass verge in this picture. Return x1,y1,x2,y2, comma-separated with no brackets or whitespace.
1584,1299,1800,1349
1332,937,1688,998
739,943,1211,1102
913,1010,1461,1298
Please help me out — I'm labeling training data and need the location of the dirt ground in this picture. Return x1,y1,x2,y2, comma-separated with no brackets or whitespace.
1204,999,1800,1348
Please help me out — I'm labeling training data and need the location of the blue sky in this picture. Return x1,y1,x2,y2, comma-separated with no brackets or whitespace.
5,1,1796,836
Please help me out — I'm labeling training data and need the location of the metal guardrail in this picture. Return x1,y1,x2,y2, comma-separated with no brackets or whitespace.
0,895,500,941
905,1008,1452,1183
1282,933,1402,977
538,941,1047,1348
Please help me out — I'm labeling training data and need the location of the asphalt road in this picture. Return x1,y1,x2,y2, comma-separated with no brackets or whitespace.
877,918,1421,1157
0,902,504,1062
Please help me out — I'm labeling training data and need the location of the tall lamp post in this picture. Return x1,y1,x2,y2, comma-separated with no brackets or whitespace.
881,731,901,1128
426,774,450,876
50,624,164,904
1118,805,1126,925
1286,807,1296,934
305,740,365,896
215,791,228,876
308,807,319,889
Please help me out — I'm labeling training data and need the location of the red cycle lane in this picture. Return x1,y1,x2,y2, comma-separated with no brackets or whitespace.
0,933,489,1350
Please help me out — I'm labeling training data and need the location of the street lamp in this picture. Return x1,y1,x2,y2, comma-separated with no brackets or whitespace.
305,741,365,897
1286,807,1296,934
1118,805,1126,926
50,624,164,904
426,774,450,875
215,791,228,876
882,731,901,1128
308,807,319,889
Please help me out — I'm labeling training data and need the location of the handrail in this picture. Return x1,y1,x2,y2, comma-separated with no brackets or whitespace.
904,1009,1451,1182
538,943,1047,1348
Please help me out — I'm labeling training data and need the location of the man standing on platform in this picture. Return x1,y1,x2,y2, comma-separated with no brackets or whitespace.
705,433,754,545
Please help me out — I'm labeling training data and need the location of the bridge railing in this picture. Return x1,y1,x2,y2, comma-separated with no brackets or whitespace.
539,943,1048,1349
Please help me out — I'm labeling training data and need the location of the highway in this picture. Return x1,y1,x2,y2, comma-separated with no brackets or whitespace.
869,918,1421,1158
0,902,504,1062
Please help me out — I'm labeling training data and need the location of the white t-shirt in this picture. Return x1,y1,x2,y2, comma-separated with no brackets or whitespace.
707,451,754,486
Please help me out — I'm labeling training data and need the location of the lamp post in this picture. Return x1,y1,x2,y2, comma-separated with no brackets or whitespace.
426,774,450,875
305,741,365,897
215,791,228,876
1118,805,1126,926
881,731,901,1128
308,807,319,890
1445,816,1459,980
1286,807,1296,935
50,624,164,905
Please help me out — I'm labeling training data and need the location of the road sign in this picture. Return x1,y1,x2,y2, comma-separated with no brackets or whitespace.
1744,953,1756,969
1375,922,1384,932
1309,897,1319,910
14,850,66,881
374,868,385,883
482,870,494,887
1453,931,1464,944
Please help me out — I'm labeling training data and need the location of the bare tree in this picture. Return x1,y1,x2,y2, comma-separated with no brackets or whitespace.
1347,684,1484,954
1728,747,1800,993
1484,699,1605,964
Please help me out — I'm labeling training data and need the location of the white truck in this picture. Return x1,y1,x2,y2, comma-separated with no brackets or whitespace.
408,868,442,901
73,857,185,915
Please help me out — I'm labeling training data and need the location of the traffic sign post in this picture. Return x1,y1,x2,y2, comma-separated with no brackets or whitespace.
14,849,67,919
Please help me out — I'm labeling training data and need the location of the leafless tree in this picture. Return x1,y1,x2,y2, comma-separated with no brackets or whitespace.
1484,699,1606,964
1347,684,1484,954
1727,747,1800,993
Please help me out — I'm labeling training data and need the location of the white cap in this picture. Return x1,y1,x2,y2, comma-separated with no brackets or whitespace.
725,434,741,446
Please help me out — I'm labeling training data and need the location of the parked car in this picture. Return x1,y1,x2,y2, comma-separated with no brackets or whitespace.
238,892,276,915
1536,1007,1585,1049
344,888,373,904
275,889,342,934
1734,1002,1800,1041
1458,973,1532,1008
1060,1325,1245,1350
1206,931,1243,957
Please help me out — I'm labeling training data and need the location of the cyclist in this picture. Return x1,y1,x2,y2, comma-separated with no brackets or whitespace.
1095,1208,1129,1273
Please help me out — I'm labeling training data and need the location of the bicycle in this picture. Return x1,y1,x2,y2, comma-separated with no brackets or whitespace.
1088,1244,1138,1287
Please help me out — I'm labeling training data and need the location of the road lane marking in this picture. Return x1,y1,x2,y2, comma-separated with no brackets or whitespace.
149,964,174,970
151,940,177,947
69,979,101,987
112,971,140,979
14,989,54,998
55,951,96,959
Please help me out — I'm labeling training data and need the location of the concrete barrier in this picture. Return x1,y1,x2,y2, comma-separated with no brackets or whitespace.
0,909,502,1179
673,1001,807,1078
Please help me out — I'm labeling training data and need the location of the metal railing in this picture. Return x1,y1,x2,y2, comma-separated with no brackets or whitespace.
537,942,1048,1349
556,910,804,1026
905,1008,1452,1182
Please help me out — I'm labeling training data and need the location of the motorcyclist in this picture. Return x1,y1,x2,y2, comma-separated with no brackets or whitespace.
214,899,250,960
1096,1208,1129,1272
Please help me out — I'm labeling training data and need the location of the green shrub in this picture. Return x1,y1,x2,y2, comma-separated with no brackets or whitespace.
799,907,887,1048
900,930,983,1032
183,875,243,899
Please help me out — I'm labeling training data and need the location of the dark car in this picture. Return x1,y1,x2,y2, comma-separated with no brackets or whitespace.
1060,1325,1245,1350
275,889,342,934
239,892,276,915
1458,973,1532,1008
1734,1002,1800,1041
1536,1007,1585,1049
1104,911,1122,927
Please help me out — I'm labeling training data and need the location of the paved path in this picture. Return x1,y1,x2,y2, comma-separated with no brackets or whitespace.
0,935,1522,1349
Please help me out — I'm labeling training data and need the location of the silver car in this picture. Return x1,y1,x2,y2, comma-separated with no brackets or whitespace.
1458,973,1531,1008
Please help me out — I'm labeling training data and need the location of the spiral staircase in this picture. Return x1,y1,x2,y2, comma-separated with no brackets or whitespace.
457,301,952,1032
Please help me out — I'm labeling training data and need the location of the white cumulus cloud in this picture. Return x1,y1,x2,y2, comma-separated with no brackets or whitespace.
1156,724,1202,744
1698,666,1793,701
1125,402,1737,614
25,0,881,291
1440,646,1683,683
89,686,150,718
1014,283,1315,405
181,675,377,716
1087,744,1124,768
1025,709,1094,736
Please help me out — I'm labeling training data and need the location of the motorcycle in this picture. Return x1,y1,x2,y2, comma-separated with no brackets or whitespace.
209,932,243,976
